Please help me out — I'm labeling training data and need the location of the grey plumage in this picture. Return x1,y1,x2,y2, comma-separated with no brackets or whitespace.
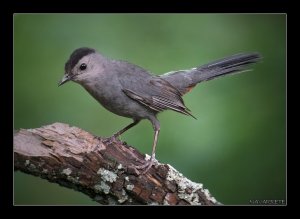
161,53,261,95
59,48,262,174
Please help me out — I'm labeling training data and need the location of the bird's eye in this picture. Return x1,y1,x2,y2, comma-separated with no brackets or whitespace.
80,63,87,71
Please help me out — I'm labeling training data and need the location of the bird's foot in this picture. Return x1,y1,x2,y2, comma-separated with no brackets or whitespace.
101,134,121,144
131,155,156,175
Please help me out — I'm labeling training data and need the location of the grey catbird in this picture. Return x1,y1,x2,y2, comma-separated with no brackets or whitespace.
59,47,261,174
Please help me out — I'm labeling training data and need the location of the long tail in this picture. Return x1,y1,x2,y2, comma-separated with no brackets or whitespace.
161,53,262,95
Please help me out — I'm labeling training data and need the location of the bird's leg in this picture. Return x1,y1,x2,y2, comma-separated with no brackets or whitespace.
102,120,140,143
134,117,160,174
135,129,160,174
113,120,140,138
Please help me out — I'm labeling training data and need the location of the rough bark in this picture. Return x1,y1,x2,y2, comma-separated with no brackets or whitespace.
14,123,220,205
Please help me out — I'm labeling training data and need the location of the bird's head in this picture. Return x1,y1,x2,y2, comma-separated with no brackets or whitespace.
58,47,105,86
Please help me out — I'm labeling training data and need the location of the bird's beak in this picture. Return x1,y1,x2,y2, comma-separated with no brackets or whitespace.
58,74,70,86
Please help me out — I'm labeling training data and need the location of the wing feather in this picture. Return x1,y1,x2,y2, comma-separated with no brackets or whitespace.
122,77,196,119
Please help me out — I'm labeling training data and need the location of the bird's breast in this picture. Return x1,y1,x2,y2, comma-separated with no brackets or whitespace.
81,80,154,119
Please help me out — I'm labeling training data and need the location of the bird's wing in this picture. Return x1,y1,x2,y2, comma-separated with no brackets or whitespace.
120,74,195,118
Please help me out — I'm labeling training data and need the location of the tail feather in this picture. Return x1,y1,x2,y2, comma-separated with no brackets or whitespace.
161,53,262,95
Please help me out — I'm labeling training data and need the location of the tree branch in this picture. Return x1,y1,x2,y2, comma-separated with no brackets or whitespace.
14,123,220,205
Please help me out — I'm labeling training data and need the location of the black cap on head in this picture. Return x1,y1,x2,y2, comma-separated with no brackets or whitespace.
65,47,95,73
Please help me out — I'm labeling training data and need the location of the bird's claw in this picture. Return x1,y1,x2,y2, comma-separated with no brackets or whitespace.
101,134,121,144
131,158,155,175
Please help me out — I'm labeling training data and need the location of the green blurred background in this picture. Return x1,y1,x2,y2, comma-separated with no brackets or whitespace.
14,14,286,205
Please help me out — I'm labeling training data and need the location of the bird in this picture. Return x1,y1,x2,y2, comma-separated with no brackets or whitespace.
58,47,261,174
